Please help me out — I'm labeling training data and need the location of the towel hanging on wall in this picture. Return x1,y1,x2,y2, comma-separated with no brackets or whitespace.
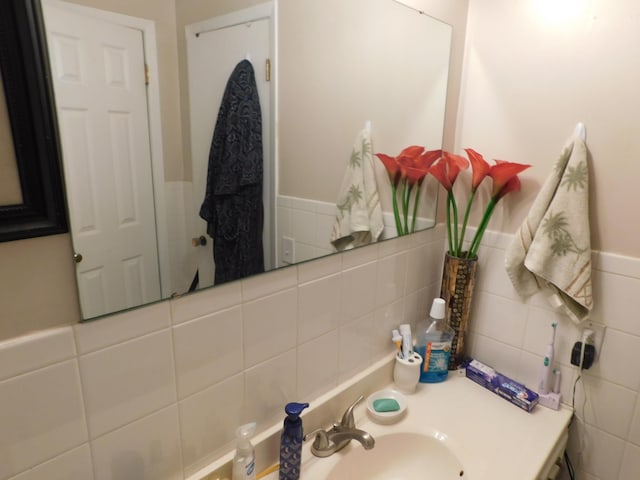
330,126,384,250
505,128,592,323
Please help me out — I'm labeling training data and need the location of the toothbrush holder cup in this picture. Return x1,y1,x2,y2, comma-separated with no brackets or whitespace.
393,351,423,393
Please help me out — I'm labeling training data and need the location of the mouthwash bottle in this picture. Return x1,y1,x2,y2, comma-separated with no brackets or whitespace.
415,298,454,383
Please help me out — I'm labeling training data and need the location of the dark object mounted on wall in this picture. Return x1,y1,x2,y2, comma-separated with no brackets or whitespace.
0,0,68,242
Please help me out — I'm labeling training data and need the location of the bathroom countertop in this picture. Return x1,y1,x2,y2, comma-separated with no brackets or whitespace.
262,373,573,480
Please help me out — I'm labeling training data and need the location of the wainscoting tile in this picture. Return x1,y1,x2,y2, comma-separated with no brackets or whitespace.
574,424,625,480
372,300,405,360
297,330,339,399
471,292,528,349
375,252,408,307
170,282,241,325
0,326,75,381
178,374,244,472
522,306,578,365
588,329,640,391
628,395,640,446
244,350,297,430
618,442,640,480
243,288,297,368
298,274,342,343
467,333,522,380
241,267,297,302
90,406,182,480
340,262,377,322
173,307,243,399
591,270,640,337
0,360,87,479
78,330,176,438
341,243,378,270
10,445,93,480
574,375,636,439
75,302,170,354
291,208,317,246
338,313,375,383
297,253,341,283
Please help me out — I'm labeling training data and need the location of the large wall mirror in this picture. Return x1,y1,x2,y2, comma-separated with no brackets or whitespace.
36,0,452,320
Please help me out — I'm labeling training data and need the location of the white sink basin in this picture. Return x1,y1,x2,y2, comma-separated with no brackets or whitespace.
326,432,465,479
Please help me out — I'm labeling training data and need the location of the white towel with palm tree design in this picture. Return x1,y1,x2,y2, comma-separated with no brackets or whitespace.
505,134,592,323
331,128,384,250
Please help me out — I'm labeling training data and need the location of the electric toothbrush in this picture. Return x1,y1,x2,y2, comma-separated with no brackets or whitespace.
539,322,557,394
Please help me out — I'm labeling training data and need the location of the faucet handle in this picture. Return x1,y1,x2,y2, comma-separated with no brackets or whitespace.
340,395,364,429
304,428,330,449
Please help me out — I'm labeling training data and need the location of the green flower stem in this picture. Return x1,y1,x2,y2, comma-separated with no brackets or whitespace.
468,197,497,258
391,183,404,236
410,183,422,233
457,190,476,255
450,191,460,257
402,180,411,234
445,191,454,254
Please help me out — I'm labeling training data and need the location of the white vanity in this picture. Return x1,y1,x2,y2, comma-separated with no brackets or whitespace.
192,355,572,480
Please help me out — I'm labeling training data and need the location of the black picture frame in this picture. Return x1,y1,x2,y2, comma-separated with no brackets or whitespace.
0,0,68,242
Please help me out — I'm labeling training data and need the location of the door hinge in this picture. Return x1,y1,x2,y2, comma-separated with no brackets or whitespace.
265,58,271,82
145,64,150,85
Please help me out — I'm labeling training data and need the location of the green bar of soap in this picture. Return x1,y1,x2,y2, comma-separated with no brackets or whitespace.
373,398,400,412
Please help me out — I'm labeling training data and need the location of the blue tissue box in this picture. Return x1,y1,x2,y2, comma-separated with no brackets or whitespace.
465,359,539,412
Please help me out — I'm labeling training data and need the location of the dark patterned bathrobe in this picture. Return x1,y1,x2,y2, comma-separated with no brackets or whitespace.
199,60,264,285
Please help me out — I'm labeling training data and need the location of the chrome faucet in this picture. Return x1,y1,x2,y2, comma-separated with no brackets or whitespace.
305,395,375,457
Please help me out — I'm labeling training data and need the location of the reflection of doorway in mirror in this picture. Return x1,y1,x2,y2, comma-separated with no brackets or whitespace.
44,4,164,319
0,75,23,206
187,5,274,290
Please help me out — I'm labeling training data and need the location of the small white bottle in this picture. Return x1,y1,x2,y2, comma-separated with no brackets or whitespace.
232,422,257,480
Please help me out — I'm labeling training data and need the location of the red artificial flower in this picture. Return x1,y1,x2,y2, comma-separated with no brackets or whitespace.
488,160,531,198
430,151,469,191
464,148,491,191
375,153,402,186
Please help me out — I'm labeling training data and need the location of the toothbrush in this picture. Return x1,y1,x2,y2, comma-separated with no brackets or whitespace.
391,329,402,356
539,322,557,394
398,324,412,360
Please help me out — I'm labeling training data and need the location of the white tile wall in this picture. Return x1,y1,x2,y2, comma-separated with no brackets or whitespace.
0,226,444,480
10,445,93,480
5,223,640,480
464,229,640,480
275,195,438,268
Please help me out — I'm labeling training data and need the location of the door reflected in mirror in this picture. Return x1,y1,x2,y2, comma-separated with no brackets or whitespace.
40,0,452,320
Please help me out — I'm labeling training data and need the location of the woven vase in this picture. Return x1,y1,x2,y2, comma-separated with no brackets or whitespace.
440,251,478,370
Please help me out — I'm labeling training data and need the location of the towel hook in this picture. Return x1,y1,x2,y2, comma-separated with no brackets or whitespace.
574,122,586,141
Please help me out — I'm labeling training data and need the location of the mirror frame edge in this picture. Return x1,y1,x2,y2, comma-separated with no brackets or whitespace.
0,0,68,242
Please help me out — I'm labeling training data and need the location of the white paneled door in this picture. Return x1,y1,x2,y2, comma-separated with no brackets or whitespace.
44,4,161,319
187,6,273,289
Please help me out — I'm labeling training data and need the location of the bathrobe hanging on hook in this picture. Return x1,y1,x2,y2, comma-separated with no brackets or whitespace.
199,59,264,284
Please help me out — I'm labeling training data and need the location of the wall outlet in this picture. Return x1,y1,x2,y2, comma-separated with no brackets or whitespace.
281,236,295,265
582,320,606,364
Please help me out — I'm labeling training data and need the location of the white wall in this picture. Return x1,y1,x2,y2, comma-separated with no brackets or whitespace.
457,0,640,258
458,1,640,478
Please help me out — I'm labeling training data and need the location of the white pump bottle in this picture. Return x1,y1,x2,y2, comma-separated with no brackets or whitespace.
232,422,257,480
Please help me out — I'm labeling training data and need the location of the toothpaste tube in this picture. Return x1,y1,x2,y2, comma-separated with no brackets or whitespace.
465,359,539,412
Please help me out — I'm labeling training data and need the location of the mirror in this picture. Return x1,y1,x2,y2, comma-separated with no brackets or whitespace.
39,0,452,320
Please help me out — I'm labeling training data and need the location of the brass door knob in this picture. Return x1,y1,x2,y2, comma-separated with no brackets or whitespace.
74,253,83,263
192,235,207,247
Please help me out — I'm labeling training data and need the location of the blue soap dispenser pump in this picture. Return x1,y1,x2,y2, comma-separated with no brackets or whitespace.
279,402,309,480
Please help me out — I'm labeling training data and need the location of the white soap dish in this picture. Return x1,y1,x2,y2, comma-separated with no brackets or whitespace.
366,389,408,424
